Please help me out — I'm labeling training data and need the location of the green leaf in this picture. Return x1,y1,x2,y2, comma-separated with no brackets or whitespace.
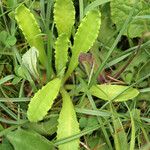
5,0,17,8
0,138,13,150
72,10,101,53
55,34,69,77
90,84,139,102
6,35,16,46
64,10,101,82
57,89,80,150
22,47,39,79
25,116,58,135
137,60,150,80
0,31,16,47
98,3,116,47
27,78,61,122
110,1,150,38
15,65,28,79
54,0,75,36
0,124,3,131
15,4,47,66
84,0,111,14
0,75,14,85
6,129,54,150
112,114,128,150
79,116,98,132
120,50,149,83
129,109,136,150
0,30,8,44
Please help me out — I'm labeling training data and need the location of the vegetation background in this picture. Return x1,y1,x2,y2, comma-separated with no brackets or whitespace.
0,0,150,150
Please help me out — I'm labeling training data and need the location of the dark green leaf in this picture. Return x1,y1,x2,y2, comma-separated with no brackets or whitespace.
7,129,55,150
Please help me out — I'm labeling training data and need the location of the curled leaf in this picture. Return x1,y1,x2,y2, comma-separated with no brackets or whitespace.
57,89,80,150
27,78,61,122
90,84,139,102
22,47,39,79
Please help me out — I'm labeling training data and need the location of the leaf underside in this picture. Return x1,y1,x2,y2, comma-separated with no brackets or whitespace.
27,78,61,122
15,4,47,66
90,84,139,102
22,47,39,79
57,89,80,150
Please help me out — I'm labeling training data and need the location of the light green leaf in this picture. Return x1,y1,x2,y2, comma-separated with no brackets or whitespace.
55,34,69,77
0,75,14,85
90,84,139,102
72,10,101,54
112,114,128,150
27,78,61,122
22,47,39,79
110,1,150,38
57,89,80,150
64,10,101,82
129,109,136,150
54,0,75,36
15,4,47,66
6,129,54,150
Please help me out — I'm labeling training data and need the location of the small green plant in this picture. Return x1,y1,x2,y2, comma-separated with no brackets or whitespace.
1,0,149,150
13,0,139,148
13,0,139,149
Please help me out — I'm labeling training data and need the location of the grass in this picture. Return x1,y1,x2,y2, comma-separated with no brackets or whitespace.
0,0,150,150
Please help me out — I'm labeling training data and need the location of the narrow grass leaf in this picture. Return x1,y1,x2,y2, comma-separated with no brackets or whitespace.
111,105,128,150
129,110,136,150
84,0,111,14
6,129,54,150
0,102,17,120
106,52,132,68
27,78,61,122
55,124,100,146
54,0,75,36
90,84,139,102
75,108,111,117
0,98,30,102
57,89,80,150
0,75,14,85
0,117,27,125
15,4,47,66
